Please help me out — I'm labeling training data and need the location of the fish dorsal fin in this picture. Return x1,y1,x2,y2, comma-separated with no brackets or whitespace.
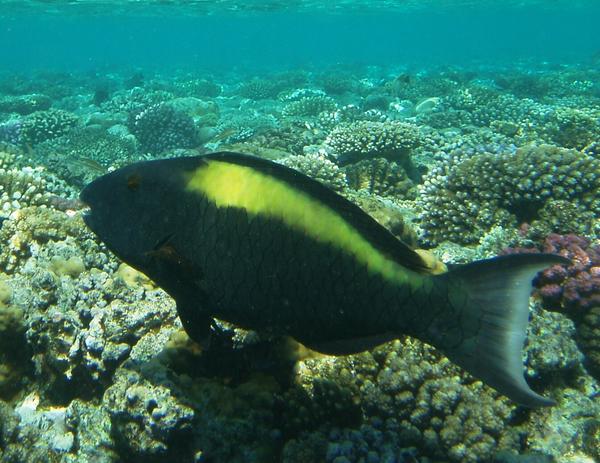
200,151,429,274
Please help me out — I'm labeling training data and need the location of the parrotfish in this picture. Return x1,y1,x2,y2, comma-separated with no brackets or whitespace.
80,152,568,407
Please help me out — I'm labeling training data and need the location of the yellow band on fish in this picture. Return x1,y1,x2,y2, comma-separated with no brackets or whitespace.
184,159,424,288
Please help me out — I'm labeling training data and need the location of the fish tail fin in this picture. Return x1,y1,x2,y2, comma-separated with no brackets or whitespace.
437,253,569,407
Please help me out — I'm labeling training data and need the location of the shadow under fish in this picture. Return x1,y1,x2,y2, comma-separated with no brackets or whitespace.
80,151,568,407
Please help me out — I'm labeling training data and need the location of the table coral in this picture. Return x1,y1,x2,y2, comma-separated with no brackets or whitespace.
325,120,422,166
282,95,337,117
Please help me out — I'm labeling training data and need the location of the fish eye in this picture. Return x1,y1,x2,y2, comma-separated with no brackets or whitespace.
127,173,142,191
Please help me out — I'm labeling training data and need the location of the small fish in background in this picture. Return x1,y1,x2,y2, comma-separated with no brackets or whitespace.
396,73,412,85
80,152,568,407
69,157,107,175
46,195,86,212
209,127,238,143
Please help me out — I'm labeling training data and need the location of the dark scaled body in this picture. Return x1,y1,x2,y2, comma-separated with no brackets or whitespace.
81,152,568,407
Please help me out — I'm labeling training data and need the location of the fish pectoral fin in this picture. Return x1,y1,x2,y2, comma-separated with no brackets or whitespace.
175,300,214,346
175,300,233,351
304,333,397,356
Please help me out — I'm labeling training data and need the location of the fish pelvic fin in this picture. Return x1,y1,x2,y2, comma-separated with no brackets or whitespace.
434,253,570,407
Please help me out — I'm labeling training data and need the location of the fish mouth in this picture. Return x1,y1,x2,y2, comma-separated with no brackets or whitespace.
79,186,95,227
80,205,94,230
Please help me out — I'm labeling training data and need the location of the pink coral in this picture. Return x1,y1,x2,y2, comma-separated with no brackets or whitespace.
503,233,600,319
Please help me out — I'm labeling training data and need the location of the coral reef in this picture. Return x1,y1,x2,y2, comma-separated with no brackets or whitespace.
128,103,199,155
20,109,78,146
280,152,348,192
282,95,337,117
0,94,52,115
417,144,600,246
344,157,416,199
0,151,76,216
239,78,281,100
504,234,600,379
0,63,599,463
34,126,137,187
325,120,422,166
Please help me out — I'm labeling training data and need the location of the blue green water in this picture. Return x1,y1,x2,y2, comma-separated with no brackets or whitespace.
1,1,600,71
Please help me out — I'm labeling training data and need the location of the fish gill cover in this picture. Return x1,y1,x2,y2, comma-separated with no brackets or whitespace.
0,0,599,462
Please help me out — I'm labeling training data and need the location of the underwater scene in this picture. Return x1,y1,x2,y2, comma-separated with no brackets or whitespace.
1,1,600,462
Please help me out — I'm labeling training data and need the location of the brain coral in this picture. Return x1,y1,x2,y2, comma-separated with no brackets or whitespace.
325,120,422,166
417,144,600,246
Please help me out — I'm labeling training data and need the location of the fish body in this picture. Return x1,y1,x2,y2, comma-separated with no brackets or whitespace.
81,152,568,407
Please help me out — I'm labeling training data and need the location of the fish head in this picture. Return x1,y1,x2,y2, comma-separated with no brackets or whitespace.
80,157,197,274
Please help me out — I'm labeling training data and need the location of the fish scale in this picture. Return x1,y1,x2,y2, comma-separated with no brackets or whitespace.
81,151,569,407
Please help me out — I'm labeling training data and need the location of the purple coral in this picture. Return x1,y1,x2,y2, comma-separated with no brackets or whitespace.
504,233,600,319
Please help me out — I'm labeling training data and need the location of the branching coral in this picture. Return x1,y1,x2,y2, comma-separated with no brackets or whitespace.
417,144,600,246
344,158,416,199
128,103,199,155
20,109,78,146
280,152,348,192
282,95,337,118
503,234,600,378
325,120,422,167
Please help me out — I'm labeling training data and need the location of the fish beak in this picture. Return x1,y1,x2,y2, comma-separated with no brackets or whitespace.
79,185,95,226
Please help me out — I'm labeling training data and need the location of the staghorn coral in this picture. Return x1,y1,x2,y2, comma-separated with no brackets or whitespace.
128,103,199,155
325,120,422,166
417,144,600,246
